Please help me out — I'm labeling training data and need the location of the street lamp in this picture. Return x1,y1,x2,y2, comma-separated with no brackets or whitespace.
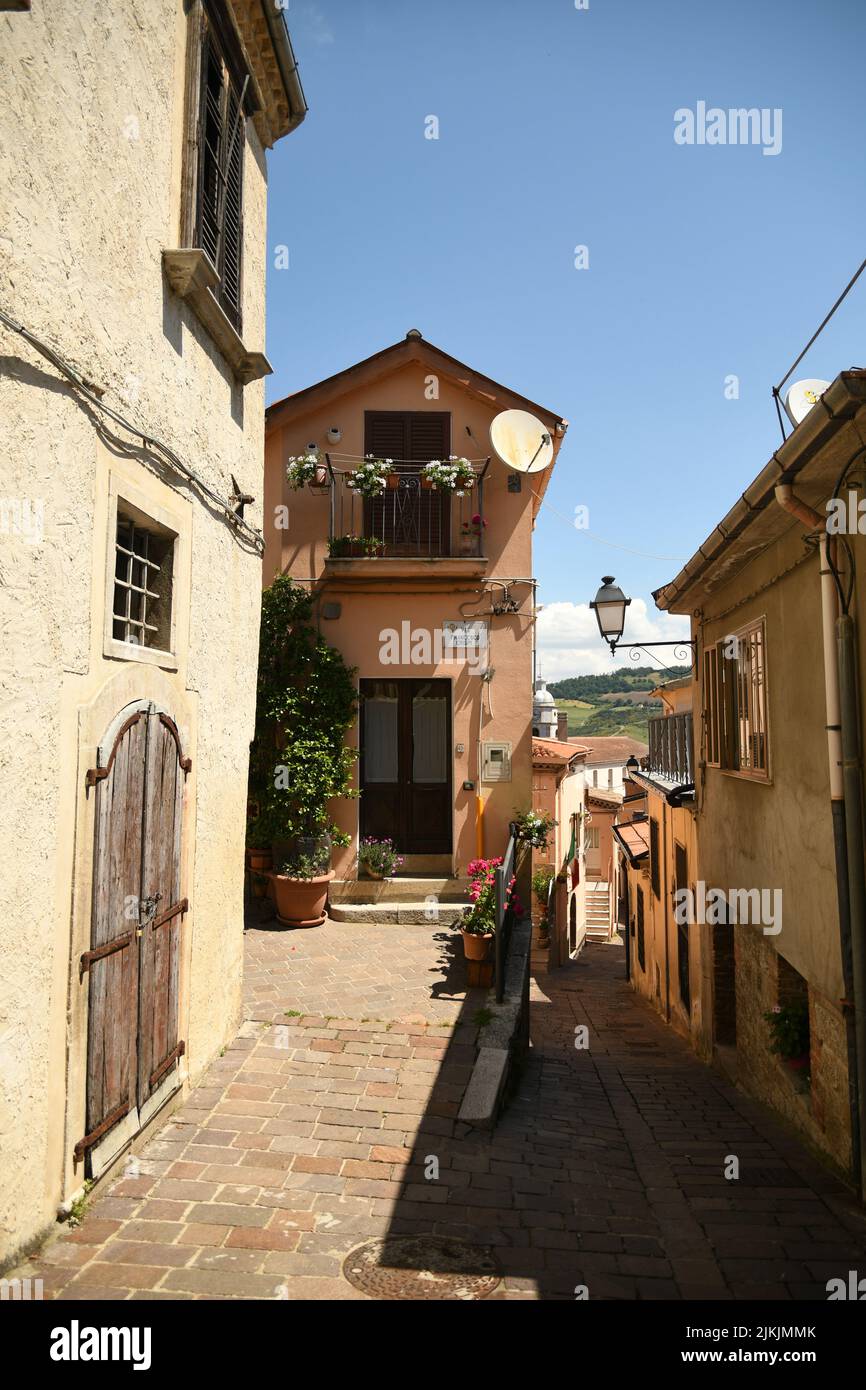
625,754,639,776
590,576,630,653
589,575,696,667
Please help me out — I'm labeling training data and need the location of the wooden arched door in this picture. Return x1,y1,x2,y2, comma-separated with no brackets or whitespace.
76,702,190,1175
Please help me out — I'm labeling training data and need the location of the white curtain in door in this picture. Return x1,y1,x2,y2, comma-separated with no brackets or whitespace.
413,692,447,783
364,696,398,782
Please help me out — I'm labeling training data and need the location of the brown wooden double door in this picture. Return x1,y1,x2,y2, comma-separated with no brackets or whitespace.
78,703,190,1174
360,679,452,855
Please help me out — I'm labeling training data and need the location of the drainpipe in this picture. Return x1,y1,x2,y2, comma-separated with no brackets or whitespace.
775,484,863,1194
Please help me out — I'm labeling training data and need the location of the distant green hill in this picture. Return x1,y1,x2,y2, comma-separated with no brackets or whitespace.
549,666,690,703
550,666,691,741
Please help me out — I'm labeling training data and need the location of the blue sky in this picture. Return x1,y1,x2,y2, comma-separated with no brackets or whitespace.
264,0,866,676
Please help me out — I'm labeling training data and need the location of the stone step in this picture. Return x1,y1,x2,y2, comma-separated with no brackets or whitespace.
328,900,470,926
330,876,470,905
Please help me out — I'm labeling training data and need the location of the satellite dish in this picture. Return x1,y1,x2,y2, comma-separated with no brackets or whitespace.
490,409,554,474
784,379,831,428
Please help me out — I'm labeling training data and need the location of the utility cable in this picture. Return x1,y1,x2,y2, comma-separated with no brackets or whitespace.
0,304,265,554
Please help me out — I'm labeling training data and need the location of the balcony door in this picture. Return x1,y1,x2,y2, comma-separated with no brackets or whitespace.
360,679,452,855
364,411,451,556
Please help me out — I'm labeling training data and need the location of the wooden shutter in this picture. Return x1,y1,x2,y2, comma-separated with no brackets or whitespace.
649,817,660,899
195,18,245,331
363,412,451,554
636,886,645,970
197,34,224,272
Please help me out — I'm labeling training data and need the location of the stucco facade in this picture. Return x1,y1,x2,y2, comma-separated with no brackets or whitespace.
263,337,567,881
655,370,866,1182
0,2,304,1265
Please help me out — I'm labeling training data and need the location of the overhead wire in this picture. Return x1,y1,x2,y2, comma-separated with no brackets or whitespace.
0,304,265,554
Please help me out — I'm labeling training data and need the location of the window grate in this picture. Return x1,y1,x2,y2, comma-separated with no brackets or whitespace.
112,514,174,650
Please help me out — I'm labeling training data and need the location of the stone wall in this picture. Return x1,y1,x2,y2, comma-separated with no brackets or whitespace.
734,928,852,1175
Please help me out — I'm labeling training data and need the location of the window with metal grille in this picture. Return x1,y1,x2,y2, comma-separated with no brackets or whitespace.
703,620,768,777
112,512,175,651
189,0,250,332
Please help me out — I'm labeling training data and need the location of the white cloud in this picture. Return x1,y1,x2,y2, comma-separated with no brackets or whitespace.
535,597,691,680
294,1,335,46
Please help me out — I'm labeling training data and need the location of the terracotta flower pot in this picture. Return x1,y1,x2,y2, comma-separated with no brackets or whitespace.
462,929,493,961
268,870,334,928
421,477,434,490
785,1053,810,1071
387,473,400,490
309,465,328,489
246,848,272,872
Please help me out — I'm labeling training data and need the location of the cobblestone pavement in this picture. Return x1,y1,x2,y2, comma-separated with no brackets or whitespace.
15,924,866,1301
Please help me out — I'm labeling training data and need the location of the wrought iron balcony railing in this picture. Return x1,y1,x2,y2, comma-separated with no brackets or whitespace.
647,712,694,785
324,457,489,559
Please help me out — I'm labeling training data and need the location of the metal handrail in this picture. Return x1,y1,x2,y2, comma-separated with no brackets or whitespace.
647,712,694,783
494,826,518,1004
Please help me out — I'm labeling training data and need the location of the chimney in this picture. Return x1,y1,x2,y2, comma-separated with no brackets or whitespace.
557,711,569,742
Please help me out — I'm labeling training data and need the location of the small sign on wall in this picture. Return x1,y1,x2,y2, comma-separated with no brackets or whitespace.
443,620,488,651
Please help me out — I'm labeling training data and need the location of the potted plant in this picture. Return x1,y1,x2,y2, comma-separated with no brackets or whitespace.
421,457,476,494
358,837,403,879
764,1003,811,1073
286,453,327,490
513,809,556,851
247,575,358,928
346,456,392,499
460,513,486,553
362,536,385,558
327,534,352,558
459,856,523,960
271,849,333,928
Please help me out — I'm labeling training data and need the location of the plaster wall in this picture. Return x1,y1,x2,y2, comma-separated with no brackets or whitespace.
0,2,269,1263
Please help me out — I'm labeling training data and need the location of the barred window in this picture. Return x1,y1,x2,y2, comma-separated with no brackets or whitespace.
703,619,768,778
112,511,175,651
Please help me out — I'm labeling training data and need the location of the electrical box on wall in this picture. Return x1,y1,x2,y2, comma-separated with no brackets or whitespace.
482,741,512,783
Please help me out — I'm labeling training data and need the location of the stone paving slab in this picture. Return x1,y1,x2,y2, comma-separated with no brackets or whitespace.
12,925,866,1300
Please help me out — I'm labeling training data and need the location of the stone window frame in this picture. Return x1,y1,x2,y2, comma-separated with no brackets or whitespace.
102,475,186,671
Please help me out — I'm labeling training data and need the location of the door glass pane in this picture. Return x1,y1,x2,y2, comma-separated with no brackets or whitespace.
363,683,398,783
413,684,447,783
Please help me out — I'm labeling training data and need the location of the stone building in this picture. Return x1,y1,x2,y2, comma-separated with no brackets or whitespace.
0,1,305,1265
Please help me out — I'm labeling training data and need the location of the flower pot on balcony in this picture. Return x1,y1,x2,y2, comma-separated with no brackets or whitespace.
387,472,400,490
461,929,493,961
349,540,365,557
308,464,329,491
246,847,272,874
268,870,334,928
421,477,434,490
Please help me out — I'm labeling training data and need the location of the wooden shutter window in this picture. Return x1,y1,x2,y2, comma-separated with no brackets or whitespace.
649,817,660,899
195,13,245,332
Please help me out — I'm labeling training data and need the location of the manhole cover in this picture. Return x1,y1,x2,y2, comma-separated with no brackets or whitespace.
342,1236,501,1300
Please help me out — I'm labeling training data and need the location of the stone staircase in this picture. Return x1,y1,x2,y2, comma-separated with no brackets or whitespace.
585,879,613,941
328,876,472,926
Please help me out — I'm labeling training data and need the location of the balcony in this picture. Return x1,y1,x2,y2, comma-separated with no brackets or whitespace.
322,458,489,577
647,712,694,787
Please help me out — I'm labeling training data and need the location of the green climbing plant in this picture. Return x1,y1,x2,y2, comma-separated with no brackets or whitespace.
247,575,358,853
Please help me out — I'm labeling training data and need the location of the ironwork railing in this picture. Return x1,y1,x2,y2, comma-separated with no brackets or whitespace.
647,712,694,784
324,457,489,559
494,826,518,1004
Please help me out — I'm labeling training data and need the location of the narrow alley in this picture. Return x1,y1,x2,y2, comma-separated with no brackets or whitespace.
17,922,866,1302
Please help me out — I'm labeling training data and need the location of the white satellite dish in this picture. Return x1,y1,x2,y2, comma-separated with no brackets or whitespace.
784,379,831,428
490,409,554,474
